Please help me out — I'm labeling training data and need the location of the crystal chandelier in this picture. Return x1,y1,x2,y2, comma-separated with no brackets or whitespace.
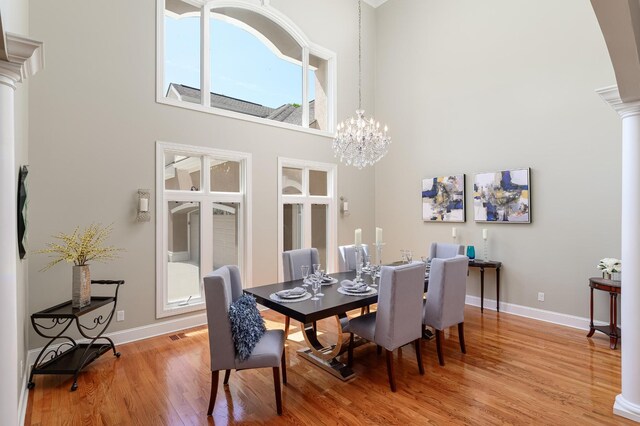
333,0,391,169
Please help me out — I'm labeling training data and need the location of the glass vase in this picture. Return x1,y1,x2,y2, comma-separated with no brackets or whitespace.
466,245,476,260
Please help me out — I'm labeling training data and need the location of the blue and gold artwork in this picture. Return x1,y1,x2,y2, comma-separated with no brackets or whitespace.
474,168,530,223
422,174,465,222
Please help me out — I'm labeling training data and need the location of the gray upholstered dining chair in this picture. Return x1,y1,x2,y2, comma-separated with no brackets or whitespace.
423,255,468,366
429,242,465,259
338,244,370,272
204,266,286,416
281,248,320,337
282,248,320,281
347,261,426,392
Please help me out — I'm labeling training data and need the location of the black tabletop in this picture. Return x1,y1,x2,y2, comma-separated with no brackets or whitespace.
469,259,502,268
32,296,116,319
244,271,377,324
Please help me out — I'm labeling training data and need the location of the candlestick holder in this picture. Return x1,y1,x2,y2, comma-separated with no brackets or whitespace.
373,242,385,263
355,244,364,282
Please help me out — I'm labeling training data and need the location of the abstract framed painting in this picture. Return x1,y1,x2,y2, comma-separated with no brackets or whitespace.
422,174,465,222
474,168,531,223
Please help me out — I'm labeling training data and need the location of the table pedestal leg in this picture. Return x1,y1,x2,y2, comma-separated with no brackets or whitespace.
297,313,358,381
611,292,620,350
587,287,596,338
496,267,501,312
480,268,485,313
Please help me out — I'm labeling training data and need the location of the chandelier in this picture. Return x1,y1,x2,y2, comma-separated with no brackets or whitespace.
333,0,391,169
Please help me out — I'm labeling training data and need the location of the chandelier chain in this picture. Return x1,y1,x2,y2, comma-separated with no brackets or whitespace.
358,0,362,109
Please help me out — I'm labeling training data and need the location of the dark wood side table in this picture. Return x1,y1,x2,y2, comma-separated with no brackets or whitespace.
587,277,621,350
469,260,503,313
28,280,124,391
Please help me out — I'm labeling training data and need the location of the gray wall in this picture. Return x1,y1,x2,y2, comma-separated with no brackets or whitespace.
27,0,377,348
374,0,621,320
2,0,31,396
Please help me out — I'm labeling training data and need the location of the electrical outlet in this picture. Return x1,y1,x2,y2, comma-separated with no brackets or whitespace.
117,310,125,322
537,292,545,302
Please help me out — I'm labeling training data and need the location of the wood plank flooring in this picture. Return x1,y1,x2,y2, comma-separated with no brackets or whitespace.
25,306,632,425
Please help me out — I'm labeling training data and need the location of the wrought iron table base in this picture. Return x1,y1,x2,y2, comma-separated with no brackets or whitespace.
28,280,123,391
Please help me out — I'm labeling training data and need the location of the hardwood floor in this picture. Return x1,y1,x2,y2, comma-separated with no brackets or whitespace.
25,306,632,425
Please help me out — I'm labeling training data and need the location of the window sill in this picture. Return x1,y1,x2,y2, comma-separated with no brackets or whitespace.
157,96,336,139
157,300,206,319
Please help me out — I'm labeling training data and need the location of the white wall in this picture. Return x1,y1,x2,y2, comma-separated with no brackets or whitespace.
27,0,377,347
374,0,621,319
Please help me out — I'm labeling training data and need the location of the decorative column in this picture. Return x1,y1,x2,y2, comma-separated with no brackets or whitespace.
0,26,43,426
599,85,640,423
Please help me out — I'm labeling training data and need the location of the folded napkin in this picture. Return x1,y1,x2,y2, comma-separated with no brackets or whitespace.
341,280,368,291
340,279,355,288
321,276,334,283
276,287,306,297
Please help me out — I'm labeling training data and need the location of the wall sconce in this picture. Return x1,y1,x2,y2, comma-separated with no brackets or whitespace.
340,196,350,216
137,189,151,222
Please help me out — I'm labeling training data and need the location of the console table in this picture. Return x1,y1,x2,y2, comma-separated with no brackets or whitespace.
28,280,124,391
469,260,502,313
587,277,621,350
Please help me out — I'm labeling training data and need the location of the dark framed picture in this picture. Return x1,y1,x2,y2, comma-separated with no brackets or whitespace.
17,165,28,259
473,168,530,223
421,174,465,222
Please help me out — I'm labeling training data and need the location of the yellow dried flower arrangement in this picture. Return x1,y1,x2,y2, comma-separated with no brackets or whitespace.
37,223,123,271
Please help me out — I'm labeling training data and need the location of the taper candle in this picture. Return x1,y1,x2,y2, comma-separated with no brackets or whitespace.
355,228,362,246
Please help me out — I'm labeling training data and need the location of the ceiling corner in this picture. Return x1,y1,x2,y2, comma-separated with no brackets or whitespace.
362,0,388,9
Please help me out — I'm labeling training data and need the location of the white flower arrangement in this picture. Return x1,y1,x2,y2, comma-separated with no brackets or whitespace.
597,258,622,274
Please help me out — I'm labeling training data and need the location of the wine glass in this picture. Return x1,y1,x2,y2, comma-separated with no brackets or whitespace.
316,267,325,297
400,249,407,263
370,264,379,287
313,263,321,276
365,255,372,273
310,276,320,301
301,265,310,287
406,250,413,263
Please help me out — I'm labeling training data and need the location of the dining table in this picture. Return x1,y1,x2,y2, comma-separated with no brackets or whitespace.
244,267,429,381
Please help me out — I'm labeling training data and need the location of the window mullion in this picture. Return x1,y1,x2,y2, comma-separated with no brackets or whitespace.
302,46,309,128
201,199,214,289
201,6,211,107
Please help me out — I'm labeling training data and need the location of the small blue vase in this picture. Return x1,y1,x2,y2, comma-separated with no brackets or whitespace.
466,245,476,260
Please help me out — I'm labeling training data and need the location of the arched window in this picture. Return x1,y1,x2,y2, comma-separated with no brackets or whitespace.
157,0,336,134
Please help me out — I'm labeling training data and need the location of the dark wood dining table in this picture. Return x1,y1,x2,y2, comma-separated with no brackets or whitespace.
244,271,377,380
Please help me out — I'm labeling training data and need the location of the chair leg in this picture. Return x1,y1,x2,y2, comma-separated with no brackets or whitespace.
377,345,382,355
435,329,445,366
360,306,366,315
284,316,290,339
207,370,219,416
414,339,424,375
458,322,466,354
281,349,287,385
348,333,355,367
272,366,283,415
386,349,397,392
223,369,231,385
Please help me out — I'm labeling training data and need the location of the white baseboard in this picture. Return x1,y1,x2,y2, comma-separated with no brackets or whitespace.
465,295,607,330
21,312,207,425
614,394,640,422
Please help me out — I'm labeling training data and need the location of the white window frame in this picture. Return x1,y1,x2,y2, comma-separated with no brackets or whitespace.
156,141,252,318
277,157,337,280
156,0,337,137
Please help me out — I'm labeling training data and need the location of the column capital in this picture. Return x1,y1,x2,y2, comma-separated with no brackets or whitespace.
597,85,640,118
0,33,44,88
